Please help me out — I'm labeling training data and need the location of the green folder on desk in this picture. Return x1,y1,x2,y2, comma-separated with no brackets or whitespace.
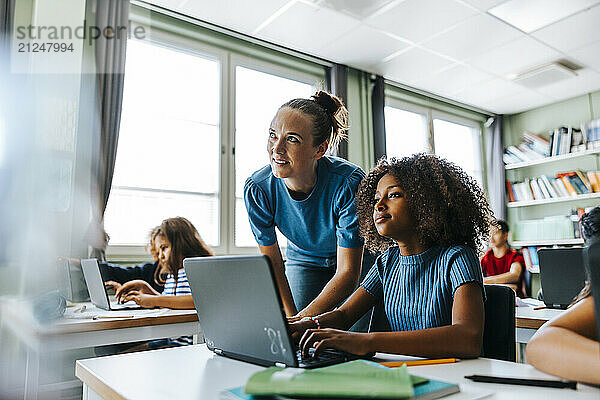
223,360,459,399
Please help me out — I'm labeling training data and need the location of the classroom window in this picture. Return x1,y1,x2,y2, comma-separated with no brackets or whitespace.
234,66,316,247
384,106,429,158
104,39,221,246
433,117,483,185
384,102,483,184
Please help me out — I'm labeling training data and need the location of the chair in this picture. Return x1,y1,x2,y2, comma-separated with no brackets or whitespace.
482,284,516,362
368,285,516,362
521,269,532,298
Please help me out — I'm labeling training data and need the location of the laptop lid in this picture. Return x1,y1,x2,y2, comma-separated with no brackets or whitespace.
538,248,587,309
81,258,112,310
56,258,73,302
184,255,298,367
583,238,600,335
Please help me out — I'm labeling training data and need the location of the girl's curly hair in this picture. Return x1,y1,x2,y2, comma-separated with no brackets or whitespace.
356,154,493,254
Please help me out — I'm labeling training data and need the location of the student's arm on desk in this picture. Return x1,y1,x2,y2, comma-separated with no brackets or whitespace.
483,261,522,285
526,297,600,385
296,283,484,359
121,291,195,309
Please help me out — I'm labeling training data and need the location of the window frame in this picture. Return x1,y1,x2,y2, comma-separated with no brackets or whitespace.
383,98,486,191
106,22,326,260
431,109,485,188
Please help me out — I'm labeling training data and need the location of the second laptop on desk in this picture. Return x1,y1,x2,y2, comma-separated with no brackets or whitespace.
81,258,142,311
184,254,363,368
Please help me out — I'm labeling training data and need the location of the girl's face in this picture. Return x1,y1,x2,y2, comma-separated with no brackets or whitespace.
373,173,414,241
267,107,327,181
155,234,171,267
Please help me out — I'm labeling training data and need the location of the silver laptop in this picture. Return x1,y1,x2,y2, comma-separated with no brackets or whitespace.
184,254,363,368
81,258,142,311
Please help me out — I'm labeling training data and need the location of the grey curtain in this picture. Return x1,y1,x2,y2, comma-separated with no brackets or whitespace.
0,0,15,55
485,115,506,220
372,75,386,161
88,0,130,259
327,63,349,159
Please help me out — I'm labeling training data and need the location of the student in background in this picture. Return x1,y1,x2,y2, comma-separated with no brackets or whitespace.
102,226,165,293
116,217,213,311
244,91,367,321
526,207,600,385
480,220,525,297
291,154,491,359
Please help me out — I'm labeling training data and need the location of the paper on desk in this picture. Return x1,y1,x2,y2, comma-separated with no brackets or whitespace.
515,297,544,307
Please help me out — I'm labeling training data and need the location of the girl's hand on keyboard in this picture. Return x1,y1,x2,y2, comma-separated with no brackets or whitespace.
299,328,371,357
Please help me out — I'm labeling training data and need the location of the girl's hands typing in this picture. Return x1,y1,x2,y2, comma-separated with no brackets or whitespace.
113,280,157,303
299,329,371,357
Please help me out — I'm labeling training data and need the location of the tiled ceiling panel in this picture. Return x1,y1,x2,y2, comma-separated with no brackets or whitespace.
375,47,454,87
319,25,410,69
423,14,523,61
416,63,493,96
146,0,600,114
365,0,478,43
535,69,600,99
488,0,600,33
254,1,360,53
178,0,291,34
532,4,600,53
570,41,600,72
467,36,561,77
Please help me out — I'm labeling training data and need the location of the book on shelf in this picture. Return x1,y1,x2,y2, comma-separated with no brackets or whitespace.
506,169,600,202
504,122,600,166
520,247,540,273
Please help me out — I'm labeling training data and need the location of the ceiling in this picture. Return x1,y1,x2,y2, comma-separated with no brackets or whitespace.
145,0,600,115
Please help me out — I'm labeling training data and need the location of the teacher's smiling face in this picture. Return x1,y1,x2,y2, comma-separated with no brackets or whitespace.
267,107,328,183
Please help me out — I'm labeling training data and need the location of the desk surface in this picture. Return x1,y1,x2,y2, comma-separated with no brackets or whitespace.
1,300,198,335
515,300,564,330
76,344,599,400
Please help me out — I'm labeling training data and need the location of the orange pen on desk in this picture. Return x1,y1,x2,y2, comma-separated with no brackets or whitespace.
380,358,458,367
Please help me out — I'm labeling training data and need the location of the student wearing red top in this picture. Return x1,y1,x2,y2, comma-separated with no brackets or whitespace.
480,220,525,297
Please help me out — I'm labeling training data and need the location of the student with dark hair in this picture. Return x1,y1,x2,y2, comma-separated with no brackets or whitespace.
102,226,165,293
116,217,213,311
290,154,491,359
526,206,600,385
480,219,525,297
244,91,367,321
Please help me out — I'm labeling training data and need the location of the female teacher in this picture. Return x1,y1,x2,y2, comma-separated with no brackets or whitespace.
244,91,366,320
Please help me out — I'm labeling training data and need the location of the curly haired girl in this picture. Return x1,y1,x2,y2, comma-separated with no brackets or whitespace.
291,154,493,359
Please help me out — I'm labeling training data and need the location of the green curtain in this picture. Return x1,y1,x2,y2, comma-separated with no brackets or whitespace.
346,68,375,172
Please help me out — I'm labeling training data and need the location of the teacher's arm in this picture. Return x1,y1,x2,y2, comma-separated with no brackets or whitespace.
259,243,298,317
296,246,363,318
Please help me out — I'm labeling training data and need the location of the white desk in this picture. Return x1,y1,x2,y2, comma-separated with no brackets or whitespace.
76,344,600,400
515,302,564,343
1,300,200,400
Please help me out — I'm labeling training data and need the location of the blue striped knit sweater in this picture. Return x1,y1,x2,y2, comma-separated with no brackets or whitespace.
361,245,485,332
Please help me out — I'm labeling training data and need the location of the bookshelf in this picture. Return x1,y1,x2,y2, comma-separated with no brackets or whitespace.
505,148,600,170
507,192,600,208
504,130,600,248
512,239,584,247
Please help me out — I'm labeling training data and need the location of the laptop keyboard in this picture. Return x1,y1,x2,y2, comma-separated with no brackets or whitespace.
296,348,348,366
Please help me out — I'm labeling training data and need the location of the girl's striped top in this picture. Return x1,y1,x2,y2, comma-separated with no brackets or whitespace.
162,268,193,346
360,245,485,332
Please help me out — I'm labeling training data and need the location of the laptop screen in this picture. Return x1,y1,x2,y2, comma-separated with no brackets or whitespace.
184,255,298,367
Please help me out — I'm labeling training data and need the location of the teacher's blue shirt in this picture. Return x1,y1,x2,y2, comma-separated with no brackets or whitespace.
244,156,365,267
